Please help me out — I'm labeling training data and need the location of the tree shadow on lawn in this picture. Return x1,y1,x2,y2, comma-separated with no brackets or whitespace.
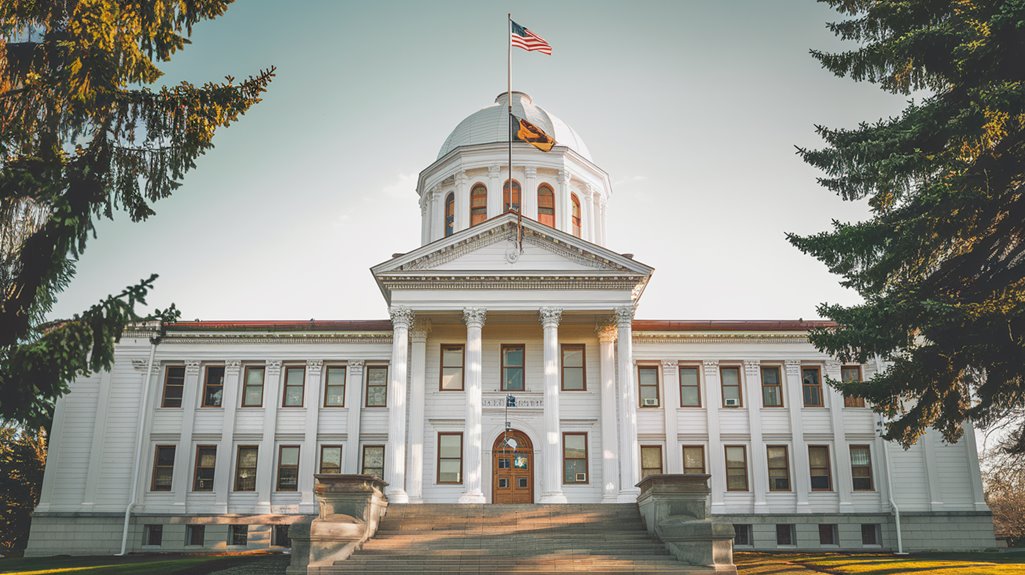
0,551,276,575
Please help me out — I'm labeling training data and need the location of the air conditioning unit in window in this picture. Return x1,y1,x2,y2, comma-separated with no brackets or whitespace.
575,472,588,482
724,398,740,407
642,398,659,407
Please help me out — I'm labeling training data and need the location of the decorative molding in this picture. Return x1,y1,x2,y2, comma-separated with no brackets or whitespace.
348,360,366,375
184,360,201,374
702,360,720,373
784,359,802,375
409,320,431,343
265,360,283,373
159,332,393,345
524,166,537,178
225,360,242,373
488,165,501,178
743,360,761,375
378,277,642,291
455,171,468,186
558,169,570,185
306,360,324,374
614,305,635,327
595,320,617,343
463,307,487,329
631,333,811,345
389,306,415,328
661,359,679,370
824,359,843,371
539,307,563,328
131,359,158,373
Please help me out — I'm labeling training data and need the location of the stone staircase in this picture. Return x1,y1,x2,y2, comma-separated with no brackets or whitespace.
308,503,717,575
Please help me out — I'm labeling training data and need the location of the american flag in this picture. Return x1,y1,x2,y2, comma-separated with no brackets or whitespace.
511,20,552,55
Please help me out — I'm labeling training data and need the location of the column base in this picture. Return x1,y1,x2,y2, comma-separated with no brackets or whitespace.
838,501,855,514
710,502,727,514
386,488,410,504
254,502,271,514
617,487,641,503
753,502,771,514
458,491,486,504
795,501,812,514
539,493,568,504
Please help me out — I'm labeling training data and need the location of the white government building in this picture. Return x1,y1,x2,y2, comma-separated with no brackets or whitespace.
27,92,996,555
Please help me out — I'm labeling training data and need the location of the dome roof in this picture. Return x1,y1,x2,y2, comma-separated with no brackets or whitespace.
437,92,592,161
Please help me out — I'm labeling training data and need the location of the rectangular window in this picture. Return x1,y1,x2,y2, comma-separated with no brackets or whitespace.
186,525,205,547
193,445,216,492
679,366,701,407
725,445,749,491
561,344,586,391
802,366,824,407
734,524,752,547
323,365,346,407
638,365,660,407
437,433,463,484
640,445,663,479
143,524,163,546
761,366,784,407
276,445,300,491
850,445,874,491
362,445,385,479
563,432,588,483
842,365,866,407
819,524,838,546
767,445,791,491
683,445,705,475
365,365,388,407
161,366,186,408
151,445,175,491
320,445,343,474
240,365,265,407
720,366,742,407
776,524,795,546
273,524,291,548
440,345,464,391
501,345,525,391
861,524,880,546
282,365,305,407
809,445,832,491
234,446,258,491
229,524,248,546
202,365,225,407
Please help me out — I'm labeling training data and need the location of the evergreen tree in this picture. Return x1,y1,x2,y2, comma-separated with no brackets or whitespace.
791,0,1025,454
0,1,274,428
0,426,46,555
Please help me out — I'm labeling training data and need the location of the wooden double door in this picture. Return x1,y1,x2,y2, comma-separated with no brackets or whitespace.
492,430,534,504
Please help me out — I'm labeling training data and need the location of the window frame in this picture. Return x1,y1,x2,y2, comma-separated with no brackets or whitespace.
323,365,347,407
276,445,300,491
560,344,586,391
192,445,217,492
228,524,248,547
201,365,225,408
842,365,867,408
720,365,743,408
850,444,875,491
185,524,205,547
733,524,753,547
444,192,455,237
470,183,487,226
776,524,796,546
640,445,663,479
802,366,824,407
281,365,306,408
439,344,465,391
143,524,163,547
503,179,522,213
364,365,389,407
319,445,343,474
679,365,702,407
240,365,265,408
819,524,839,546
809,445,833,491
761,365,784,408
766,445,791,491
637,364,660,408
233,445,259,492
682,445,705,475
150,445,176,492
537,184,555,227
160,365,186,408
725,445,749,491
362,444,385,480
436,432,464,485
861,524,881,546
570,193,582,237
500,344,526,392
562,432,589,484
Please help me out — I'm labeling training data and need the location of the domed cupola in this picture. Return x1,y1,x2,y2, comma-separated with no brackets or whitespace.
417,92,612,246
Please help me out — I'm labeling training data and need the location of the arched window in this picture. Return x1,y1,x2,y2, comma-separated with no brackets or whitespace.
537,184,555,227
444,192,455,237
571,194,582,238
470,184,487,226
503,179,521,213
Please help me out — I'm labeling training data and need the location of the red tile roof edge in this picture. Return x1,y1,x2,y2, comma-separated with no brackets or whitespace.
164,319,835,332
632,320,836,331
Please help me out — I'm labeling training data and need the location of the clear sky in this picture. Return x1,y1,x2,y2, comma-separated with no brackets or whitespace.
49,0,911,322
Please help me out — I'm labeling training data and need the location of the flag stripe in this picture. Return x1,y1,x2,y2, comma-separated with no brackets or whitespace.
510,19,552,55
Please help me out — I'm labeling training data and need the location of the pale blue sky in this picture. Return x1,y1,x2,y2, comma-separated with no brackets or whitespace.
50,1,908,322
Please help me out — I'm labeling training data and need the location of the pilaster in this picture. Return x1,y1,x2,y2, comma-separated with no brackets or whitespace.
963,421,989,511
743,360,769,512
558,169,572,232
616,305,640,500
539,307,567,503
300,360,324,512
342,361,366,474
825,359,853,513
703,360,726,511
214,360,242,513
385,306,414,503
455,172,469,232
661,360,682,474
81,369,113,508
487,166,502,219
922,429,943,511
407,322,430,503
459,307,487,503
256,359,282,513
173,360,202,510
784,359,811,512
597,322,620,502
524,166,538,220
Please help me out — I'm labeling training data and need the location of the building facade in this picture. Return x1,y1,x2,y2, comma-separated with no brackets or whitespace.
26,92,996,556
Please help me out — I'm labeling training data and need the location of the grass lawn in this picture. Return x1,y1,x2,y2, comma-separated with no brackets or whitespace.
736,550,1025,575
0,552,274,575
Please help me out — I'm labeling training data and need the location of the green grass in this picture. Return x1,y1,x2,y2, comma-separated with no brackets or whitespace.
0,552,272,575
735,551,1025,575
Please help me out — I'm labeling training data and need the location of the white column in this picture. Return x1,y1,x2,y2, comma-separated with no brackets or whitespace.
662,360,682,474
922,430,943,511
524,166,538,220
432,186,445,242
825,359,853,513
704,361,726,511
784,359,811,512
342,361,365,474
455,172,469,232
598,196,608,245
963,421,989,511
385,306,414,503
82,370,113,508
539,307,567,503
597,323,620,502
558,170,572,232
616,306,640,500
459,307,487,503
407,322,430,503
214,360,241,513
487,165,502,218
173,360,202,510
743,360,769,513
588,185,600,244
256,360,282,513
420,195,429,245
299,360,323,512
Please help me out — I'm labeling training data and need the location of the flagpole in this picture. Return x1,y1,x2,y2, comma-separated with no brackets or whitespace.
508,14,522,251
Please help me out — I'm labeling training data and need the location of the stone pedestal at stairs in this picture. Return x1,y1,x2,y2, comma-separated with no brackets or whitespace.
637,474,737,574
286,474,388,575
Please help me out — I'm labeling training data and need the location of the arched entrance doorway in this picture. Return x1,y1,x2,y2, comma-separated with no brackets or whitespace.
492,430,533,503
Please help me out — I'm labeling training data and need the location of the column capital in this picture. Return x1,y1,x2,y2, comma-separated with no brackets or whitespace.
306,360,324,374
702,359,720,374
488,165,501,178
539,307,563,328
348,360,365,375
410,319,431,343
389,306,415,329
595,321,617,343
784,359,802,375
743,359,761,375
661,359,678,370
225,360,242,375
825,359,843,371
454,171,468,186
463,307,487,329
558,169,571,185
524,166,537,178
185,360,202,375
265,360,282,374
614,305,635,327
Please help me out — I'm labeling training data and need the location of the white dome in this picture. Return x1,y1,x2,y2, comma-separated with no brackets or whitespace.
437,92,593,161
